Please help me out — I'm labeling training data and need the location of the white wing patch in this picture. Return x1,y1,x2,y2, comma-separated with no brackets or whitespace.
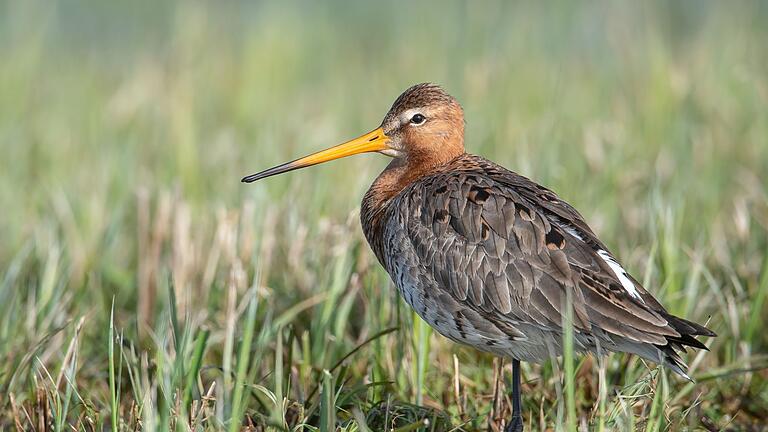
596,249,643,302
560,224,644,302
563,226,584,241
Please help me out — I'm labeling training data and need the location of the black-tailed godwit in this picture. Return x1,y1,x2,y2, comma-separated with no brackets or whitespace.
242,83,715,431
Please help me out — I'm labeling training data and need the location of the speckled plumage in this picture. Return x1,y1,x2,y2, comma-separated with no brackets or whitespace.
362,152,713,375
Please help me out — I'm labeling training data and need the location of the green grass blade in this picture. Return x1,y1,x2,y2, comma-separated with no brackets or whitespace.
229,288,259,432
183,328,209,409
109,298,119,432
319,370,336,432
413,313,431,406
563,288,576,432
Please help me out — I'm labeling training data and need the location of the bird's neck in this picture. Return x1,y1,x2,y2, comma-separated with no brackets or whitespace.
360,153,464,264
360,161,407,265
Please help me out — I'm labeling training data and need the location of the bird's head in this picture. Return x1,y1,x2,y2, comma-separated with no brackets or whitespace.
242,83,465,183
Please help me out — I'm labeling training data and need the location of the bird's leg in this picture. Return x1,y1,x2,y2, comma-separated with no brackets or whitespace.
505,359,524,432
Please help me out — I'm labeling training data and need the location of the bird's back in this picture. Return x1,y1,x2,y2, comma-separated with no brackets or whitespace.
363,153,714,376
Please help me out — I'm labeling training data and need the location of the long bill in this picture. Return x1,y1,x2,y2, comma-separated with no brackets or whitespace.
241,127,390,183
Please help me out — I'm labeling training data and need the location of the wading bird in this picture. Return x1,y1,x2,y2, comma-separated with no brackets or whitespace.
242,83,715,431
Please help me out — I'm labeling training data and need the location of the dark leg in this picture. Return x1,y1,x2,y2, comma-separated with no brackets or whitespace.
505,359,523,432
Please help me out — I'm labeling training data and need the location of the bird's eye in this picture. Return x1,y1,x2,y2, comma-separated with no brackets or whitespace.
410,113,426,125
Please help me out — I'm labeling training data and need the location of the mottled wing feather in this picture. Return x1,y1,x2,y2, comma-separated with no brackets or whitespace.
387,154,682,345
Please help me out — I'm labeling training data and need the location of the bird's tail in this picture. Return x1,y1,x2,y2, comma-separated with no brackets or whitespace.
611,314,715,380
656,314,716,380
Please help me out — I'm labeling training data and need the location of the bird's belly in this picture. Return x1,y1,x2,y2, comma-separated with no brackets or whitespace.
387,261,562,363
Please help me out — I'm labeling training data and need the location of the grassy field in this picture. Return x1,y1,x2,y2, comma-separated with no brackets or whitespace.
1,1,767,430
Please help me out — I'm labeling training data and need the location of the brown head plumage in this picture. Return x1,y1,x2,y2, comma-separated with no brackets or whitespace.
379,83,465,166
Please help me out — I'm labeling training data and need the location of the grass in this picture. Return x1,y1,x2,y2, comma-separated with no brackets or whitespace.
1,0,768,430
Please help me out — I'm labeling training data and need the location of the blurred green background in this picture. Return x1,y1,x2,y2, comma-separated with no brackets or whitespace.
1,1,767,430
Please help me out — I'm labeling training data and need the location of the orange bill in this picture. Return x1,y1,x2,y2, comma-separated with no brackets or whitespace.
242,127,390,183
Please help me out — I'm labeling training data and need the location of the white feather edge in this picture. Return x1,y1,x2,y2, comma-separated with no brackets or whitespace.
562,226,643,303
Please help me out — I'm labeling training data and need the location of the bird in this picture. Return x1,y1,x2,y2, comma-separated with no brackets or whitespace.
242,83,716,431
